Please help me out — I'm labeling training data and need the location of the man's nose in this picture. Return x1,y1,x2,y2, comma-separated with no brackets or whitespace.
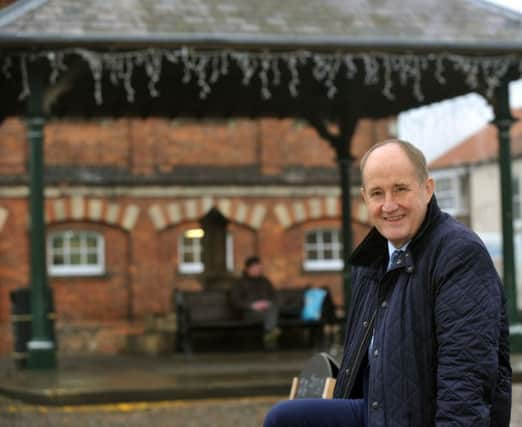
382,193,398,212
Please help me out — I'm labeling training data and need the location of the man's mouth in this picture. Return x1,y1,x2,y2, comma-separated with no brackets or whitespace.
384,214,405,222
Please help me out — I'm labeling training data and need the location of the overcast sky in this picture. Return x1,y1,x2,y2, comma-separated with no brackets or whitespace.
487,0,522,13
397,0,522,161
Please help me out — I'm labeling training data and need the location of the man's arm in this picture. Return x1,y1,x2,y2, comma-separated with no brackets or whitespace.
434,238,503,426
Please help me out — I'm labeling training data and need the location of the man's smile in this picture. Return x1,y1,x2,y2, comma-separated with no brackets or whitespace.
384,214,405,222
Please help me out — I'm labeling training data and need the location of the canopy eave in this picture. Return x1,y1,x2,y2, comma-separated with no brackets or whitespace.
0,32,521,55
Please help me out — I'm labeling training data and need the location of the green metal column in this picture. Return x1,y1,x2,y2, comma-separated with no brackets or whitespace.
305,115,357,317
26,68,56,369
493,81,521,350
337,150,353,315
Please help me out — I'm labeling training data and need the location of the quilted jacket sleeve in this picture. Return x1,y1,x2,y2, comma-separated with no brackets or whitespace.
434,237,503,426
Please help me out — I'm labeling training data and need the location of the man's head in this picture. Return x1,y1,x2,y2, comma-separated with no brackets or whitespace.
244,256,263,277
360,139,434,248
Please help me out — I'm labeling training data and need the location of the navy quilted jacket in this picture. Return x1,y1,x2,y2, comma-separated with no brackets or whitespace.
333,197,511,426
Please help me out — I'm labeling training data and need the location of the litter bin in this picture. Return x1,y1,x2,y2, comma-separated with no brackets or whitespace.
10,287,56,369
10,287,32,368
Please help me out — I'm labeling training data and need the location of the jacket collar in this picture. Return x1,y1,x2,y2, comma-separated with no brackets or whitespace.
350,195,442,268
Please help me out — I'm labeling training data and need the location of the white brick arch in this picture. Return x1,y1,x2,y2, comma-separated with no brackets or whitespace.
148,197,267,231
0,206,8,232
273,196,339,229
45,196,140,231
272,197,369,229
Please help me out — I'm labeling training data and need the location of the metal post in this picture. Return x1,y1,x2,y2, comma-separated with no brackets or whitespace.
26,68,56,369
304,116,357,316
492,81,522,351
337,152,353,314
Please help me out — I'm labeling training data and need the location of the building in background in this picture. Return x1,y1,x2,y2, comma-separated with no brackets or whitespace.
0,116,394,355
429,108,522,308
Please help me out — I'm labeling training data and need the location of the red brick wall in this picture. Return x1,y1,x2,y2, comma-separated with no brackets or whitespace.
0,0,16,8
0,118,27,175
42,117,344,174
0,116,394,355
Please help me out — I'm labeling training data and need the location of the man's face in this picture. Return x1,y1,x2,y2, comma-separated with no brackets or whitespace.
246,262,263,277
361,143,434,248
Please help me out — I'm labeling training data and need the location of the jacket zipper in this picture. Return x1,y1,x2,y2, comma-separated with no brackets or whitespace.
342,308,377,398
342,268,391,399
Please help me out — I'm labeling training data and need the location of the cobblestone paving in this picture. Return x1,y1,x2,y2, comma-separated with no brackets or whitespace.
1,387,522,427
0,395,277,427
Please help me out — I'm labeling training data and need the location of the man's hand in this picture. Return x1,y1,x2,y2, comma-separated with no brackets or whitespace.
251,300,270,311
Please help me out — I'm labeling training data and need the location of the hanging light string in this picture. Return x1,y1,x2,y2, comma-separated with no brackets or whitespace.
1,47,521,105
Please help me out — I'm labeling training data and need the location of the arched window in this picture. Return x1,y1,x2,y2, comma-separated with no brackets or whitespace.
304,228,343,271
47,230,105,276
178,228,234,274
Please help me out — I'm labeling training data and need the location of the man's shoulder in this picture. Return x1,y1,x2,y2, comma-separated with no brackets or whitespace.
428,214,496,272
430,213,485,251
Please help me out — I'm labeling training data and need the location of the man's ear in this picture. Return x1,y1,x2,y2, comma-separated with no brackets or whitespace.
360,186,368,204
424,177,435,201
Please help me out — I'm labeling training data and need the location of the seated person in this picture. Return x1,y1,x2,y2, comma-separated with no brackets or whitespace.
230,256,280,345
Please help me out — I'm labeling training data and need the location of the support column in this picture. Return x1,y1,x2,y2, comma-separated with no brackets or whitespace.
492,81,521,350
26,69,56,369
336,146,354,312
306,116,357,313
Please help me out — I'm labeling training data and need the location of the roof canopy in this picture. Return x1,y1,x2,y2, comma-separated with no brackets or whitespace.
0,0,521,121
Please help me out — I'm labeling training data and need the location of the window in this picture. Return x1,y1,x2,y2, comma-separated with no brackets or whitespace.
432,169,468,217
179,228,204,274
178,228,234,274
304,229,343,271
47,230,105,276
435,176,458,212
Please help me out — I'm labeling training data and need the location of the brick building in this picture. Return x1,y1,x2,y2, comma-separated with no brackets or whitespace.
0,116,393,355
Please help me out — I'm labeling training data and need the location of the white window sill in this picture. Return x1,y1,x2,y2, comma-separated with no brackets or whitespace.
179,263,204,274
303,260,343,272
49,267,105,277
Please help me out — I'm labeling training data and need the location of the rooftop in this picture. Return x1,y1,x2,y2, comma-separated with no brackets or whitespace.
0,0,520,50
429,109,522,169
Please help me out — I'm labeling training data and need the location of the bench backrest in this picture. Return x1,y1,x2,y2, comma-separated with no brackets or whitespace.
175,286,336,323
178,290,238,322
276,289,305,317
277,287,336,322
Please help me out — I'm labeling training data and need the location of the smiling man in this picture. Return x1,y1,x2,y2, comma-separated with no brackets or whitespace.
264,139,511,427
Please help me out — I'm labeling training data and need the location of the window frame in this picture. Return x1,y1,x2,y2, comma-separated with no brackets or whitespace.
432,168,468,217
47,230,105,277
178,229,234,274
303,228,343,272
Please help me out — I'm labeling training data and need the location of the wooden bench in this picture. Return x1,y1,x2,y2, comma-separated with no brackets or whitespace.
174,287,336,355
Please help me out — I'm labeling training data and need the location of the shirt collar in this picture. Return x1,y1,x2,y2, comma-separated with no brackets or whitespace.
387,241,410,260
387,241,410,269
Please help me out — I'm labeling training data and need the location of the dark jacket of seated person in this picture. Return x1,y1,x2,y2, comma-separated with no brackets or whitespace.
230,256,279,335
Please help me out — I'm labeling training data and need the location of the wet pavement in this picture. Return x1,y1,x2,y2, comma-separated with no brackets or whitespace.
0,350,522,426
0,395,280,427
0,350,315,405
2,388,522,427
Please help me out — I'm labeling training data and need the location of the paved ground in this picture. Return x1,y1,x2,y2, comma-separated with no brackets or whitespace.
0,349,521,426
1,388,522,427
0,395,277,427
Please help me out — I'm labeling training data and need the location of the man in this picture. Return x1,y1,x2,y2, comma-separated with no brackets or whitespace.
230,256,281,346
264,139,511,426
